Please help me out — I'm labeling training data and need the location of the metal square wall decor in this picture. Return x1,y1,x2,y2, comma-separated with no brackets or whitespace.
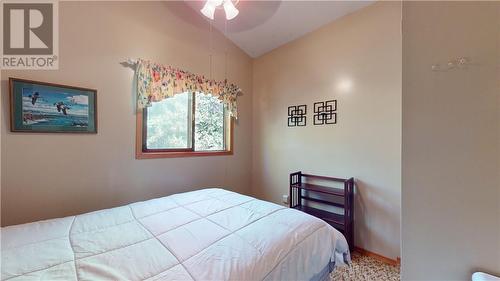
287,105,307,127
313,100,337,125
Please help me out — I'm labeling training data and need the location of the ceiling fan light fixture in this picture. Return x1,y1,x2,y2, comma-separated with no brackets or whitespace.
200,0,239,21
223,0,239,20
200,0,218,20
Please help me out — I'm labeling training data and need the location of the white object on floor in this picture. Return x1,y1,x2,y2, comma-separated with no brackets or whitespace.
1,188,350,281
473,272,500,281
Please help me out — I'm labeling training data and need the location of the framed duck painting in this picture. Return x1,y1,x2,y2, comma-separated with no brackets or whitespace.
9,78,97,133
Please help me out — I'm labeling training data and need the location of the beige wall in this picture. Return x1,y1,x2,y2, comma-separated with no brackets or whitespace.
252,2,402,260
401,2,500,280
0,1,253,226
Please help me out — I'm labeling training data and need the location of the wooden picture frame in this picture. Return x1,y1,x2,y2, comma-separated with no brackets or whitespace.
9,78,97,133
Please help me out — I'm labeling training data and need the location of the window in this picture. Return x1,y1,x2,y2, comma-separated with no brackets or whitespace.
136,92,233,159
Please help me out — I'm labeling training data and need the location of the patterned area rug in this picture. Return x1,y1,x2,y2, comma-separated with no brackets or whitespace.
331,252,400,281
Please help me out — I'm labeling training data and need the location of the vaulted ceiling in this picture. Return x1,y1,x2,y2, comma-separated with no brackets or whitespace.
186,1,376,58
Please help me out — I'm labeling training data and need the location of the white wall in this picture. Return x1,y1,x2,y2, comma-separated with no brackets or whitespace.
252,2,402,260
401,2,500,280
0,1,253,226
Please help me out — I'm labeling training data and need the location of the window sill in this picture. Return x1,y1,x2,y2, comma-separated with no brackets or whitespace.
135,150,233,159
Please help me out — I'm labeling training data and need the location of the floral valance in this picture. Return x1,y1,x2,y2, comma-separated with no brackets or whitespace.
136,59,241,118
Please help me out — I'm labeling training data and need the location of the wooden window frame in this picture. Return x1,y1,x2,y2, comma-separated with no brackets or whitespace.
136,93,234,159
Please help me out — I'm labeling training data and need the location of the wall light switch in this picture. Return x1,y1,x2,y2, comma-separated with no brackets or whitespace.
282,195,289,205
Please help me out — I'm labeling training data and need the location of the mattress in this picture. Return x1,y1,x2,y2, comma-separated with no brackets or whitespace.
1,188,350,281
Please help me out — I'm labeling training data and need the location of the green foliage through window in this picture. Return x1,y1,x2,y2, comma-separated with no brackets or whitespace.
146,93,190,149
195,93,224,151
144,92,227,152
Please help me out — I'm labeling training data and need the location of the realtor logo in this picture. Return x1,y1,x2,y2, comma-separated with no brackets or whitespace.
1,1,58,69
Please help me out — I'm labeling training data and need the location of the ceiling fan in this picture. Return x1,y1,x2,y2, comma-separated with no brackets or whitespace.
200,0,239,20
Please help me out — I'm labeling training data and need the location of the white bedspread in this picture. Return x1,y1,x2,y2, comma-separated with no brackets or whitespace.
1,188,350,281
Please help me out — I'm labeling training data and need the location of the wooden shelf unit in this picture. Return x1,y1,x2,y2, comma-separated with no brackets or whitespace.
290,171,355,250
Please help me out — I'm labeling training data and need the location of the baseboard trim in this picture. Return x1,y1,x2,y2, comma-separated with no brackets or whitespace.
353,247,400,266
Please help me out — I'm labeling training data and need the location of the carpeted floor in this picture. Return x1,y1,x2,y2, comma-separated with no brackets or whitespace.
331,252,400,281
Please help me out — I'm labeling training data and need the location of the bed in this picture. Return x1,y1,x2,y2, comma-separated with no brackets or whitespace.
1,188,350,281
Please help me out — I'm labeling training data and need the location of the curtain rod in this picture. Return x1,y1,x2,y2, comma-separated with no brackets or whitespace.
122,58,138,65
